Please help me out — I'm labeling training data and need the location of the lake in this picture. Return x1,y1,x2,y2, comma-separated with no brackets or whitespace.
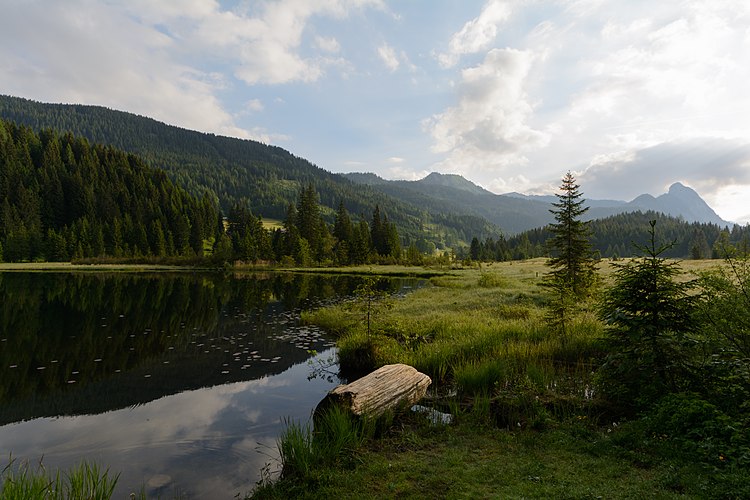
0,271,413,498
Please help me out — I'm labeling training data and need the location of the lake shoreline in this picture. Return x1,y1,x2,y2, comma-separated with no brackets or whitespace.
0,261,455,277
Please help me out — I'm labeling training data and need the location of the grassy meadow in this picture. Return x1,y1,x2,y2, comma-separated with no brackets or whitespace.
252,257,750,499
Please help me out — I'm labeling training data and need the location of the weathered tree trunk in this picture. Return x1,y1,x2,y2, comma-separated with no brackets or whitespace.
316,363,432,418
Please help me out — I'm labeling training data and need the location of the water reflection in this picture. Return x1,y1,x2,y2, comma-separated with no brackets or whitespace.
1,351,337,498
0,271,409,498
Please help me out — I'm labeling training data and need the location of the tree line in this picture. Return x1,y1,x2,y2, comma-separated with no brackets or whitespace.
544,172,750,477
0,95,500,250
0,119,219,262
0,119,406,265
466,210,750,262
219,185,403,266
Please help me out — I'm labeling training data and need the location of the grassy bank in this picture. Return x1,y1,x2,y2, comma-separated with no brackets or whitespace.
253,258,750,498
1,460,120,499
0,262,190,272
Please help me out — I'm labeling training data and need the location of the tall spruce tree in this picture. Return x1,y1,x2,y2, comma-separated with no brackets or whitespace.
333,201,354,264
371,205,387,256
546,171,597,298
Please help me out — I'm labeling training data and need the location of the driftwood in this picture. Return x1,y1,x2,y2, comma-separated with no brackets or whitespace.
316,363,432,418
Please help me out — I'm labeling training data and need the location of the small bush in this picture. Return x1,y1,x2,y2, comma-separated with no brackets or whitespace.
453,359,508,395
478,272,506,288
642,393,748,466
336,334,378,379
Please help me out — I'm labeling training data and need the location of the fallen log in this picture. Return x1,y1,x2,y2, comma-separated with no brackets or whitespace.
316,363,432,418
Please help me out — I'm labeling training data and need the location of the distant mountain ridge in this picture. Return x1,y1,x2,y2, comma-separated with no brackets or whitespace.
509,181,730,227
0,94,730,247
345,172,731,234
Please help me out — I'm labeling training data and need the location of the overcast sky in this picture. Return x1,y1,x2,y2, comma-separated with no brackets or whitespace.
3,0,750,223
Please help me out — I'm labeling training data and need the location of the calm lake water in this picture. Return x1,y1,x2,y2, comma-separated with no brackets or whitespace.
0,271,413,498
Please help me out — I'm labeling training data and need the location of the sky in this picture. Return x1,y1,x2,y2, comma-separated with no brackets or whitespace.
2,0,750,224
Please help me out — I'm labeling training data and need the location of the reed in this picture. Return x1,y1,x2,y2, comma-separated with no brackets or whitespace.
1,458,119,500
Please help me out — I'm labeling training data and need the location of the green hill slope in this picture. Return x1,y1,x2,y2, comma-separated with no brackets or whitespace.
0,95,502,248
0,118,218,261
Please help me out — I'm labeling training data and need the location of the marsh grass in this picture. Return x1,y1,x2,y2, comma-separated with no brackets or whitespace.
1,458,119,500
310,266,603,393
256,259,748,499
276,406,380,484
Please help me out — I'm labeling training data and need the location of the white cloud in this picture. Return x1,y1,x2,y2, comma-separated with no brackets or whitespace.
579,138,750,207
245,99,264,112
541,0,750,160
426,48,547,177
315,36,341,53
387,156,405,163
378,43,400,71
485,174,534,194
0,1,247,137
438,0,513,68
190,0,385,85
385,165,430,181
0,0,386,140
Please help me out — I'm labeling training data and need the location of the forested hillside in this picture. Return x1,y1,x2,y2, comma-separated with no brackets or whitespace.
0,119,218,262
469,210,750,261
0,118,425,266
345,171,554,234
0,95,502,248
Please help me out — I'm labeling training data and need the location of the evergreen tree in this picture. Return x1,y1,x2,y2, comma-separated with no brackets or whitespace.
385,218,401,260
689,228,711,259
371,205,387,256
406,242,423,265
545,172,597,298
351,220,372,264
333,201,353,242
470,237,481,261
150,220,167,257
296,183,325,260
598,220,700,411
282,203,301,261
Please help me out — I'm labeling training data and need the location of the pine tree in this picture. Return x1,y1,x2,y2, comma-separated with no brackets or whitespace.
469,237,481,261
333,201,353,264
371,205,387,256
282,203,301,260
598,220,699,410
296,183,323,260
545,172,597,298
385,218,401,260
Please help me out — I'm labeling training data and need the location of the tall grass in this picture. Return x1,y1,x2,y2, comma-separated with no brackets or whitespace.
304,264,605,416
1,458,119,500
277,406,378,481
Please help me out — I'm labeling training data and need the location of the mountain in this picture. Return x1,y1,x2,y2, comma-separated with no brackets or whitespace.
418,172,489,196
1,94,730,250
344,171,553,235
345,172,731,234
0,95,503,247
625,182,727,225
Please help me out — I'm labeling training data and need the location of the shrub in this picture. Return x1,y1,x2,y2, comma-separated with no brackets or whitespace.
617,393,750,470
597,221,700,413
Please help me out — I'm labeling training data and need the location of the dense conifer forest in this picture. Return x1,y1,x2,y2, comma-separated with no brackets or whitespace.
0,118,407,265
0,95,501,249
468,210,750,261
0,119,218,261
2,95,748,265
